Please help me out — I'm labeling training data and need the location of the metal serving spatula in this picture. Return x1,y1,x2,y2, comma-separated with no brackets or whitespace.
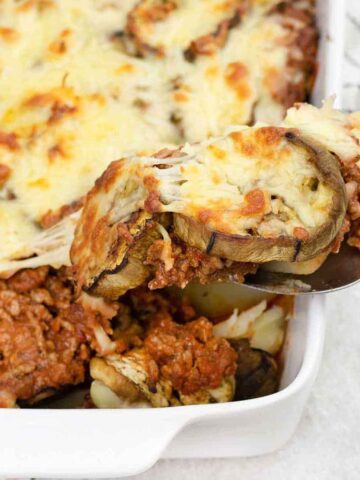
244,243,360,294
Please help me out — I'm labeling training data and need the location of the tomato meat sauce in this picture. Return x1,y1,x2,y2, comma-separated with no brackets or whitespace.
0,267,111,407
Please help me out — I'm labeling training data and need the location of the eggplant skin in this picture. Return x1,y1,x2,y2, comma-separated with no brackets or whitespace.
70,156,156,298
174,134,347,264
231,339,278,401
86,212,160,300
263,249,330,275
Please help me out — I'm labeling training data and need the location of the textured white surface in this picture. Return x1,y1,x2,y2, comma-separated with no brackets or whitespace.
132,286,360,480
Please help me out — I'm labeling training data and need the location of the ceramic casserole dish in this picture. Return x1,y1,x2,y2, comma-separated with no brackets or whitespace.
0,0,345,477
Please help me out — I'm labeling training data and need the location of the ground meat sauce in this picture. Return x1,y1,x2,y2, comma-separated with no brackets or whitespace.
124,289,237,396
0,267,112,407
144,316,237,395
145,235,257,290
269,0,318,109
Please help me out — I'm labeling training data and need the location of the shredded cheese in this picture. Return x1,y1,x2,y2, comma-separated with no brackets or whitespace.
157,223,174,271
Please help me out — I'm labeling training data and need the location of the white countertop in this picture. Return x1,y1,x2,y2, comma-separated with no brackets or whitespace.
131,286,360,480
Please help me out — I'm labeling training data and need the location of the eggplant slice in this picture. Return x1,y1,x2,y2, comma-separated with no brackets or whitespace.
90,353,235,408
71,157,162,297
71,126,346,298
232,339,279,401
170,132,346,263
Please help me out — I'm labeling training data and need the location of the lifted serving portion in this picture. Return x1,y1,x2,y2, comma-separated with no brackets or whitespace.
71,115,347,300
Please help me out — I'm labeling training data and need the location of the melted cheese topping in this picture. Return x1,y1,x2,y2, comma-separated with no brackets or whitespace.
0,0,316,268
129,0,242,54
284,99,360,165
0,201,39,261
160,127,333,237
153,128,335,236
170,4,289,141
0,0,175,263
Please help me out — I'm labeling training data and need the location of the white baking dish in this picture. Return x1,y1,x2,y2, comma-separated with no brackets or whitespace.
312,0,345,108
0,0,345,477
0,296,325,478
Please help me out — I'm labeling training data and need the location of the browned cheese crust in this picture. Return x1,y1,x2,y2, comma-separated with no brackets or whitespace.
120,0,248,59
113,0,318,134
173,132,346,263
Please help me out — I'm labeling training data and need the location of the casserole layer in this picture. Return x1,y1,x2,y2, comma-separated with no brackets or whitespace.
0,0,317,268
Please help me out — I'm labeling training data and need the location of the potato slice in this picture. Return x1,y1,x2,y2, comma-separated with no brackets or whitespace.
213,299,288,355
263,249,330,275
90,380,150,409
